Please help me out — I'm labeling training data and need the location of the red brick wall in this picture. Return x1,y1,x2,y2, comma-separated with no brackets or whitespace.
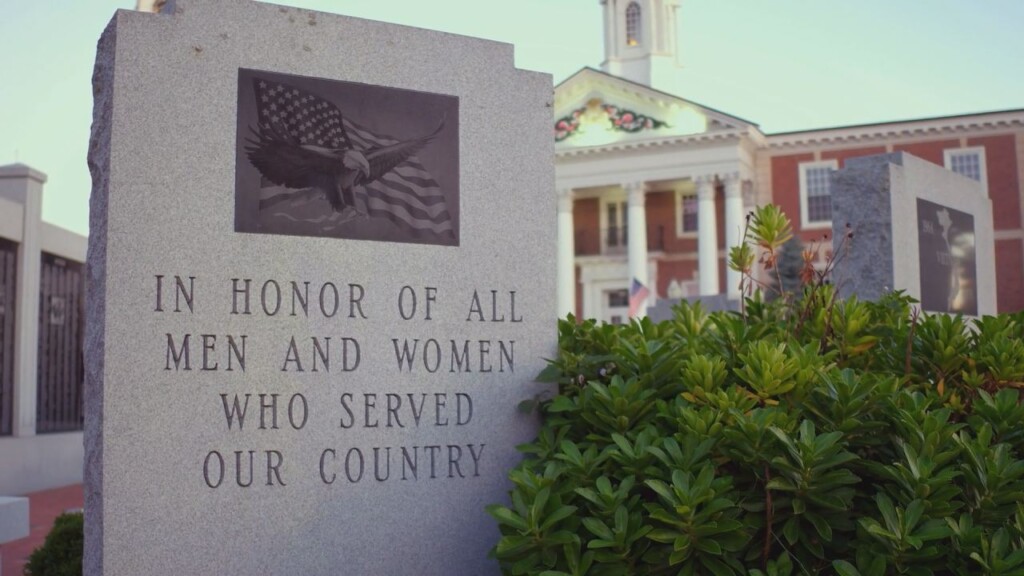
646,191,698,254
996,239,1024,312
771,153,814,239
822,146,887,167
893,139,959,165
968,134,1020,230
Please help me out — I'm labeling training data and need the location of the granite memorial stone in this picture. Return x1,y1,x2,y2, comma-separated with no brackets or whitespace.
831,152,996,315
86,1,554,574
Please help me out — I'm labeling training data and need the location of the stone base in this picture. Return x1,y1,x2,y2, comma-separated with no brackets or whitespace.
0,497,29,544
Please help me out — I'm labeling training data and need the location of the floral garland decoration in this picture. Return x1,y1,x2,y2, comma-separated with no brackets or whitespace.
603,104,668,133
554,106,587,142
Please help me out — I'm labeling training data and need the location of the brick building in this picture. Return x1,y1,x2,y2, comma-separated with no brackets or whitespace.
555,0,1024,321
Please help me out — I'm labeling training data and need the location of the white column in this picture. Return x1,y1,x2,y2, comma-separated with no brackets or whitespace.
0,164,46,437
697,176,719,296
724,173,745,300
556,188,576,318
626,181,649,317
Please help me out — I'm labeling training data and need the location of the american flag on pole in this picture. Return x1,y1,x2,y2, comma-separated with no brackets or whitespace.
628,277,649,318
250,77,455,240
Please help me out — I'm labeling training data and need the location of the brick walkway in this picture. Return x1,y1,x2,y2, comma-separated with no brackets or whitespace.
0,484,83,576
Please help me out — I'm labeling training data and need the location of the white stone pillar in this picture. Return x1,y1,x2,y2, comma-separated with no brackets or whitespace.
626,181,649,317
697,176,719,296
724,173,745,300
556,188,576,318
0,164,46,437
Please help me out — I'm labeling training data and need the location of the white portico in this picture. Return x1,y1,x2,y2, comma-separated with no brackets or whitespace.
554,0,763,321
554,67,760,321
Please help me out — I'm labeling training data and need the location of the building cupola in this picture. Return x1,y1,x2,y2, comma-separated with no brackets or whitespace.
600,0,683,93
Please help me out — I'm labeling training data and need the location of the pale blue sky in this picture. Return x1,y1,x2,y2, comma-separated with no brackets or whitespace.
2,0,1023,235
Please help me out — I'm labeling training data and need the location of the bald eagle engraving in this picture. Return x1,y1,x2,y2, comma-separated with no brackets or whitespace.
245,116,445,216
237,74,457,242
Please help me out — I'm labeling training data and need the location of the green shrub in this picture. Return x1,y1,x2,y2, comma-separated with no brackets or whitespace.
489,205,1024,575
23,512,83,576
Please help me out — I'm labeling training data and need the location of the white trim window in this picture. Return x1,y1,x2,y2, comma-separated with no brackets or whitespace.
944,147,988,194
625,2,642,47
798,160,838,228
600,196,629,253
675,191,698,236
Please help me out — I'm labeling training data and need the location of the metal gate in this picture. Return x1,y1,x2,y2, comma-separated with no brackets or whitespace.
36,252,85,433
0,238,16,436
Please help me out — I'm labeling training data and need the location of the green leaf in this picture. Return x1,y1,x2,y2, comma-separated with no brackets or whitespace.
539,505,578,532
700,555,736,576
782,517,800,545
548,396,577,413
696,538,723,555
833,560,861,576
581,517,613,541
487,505,528,532
647,528,680,543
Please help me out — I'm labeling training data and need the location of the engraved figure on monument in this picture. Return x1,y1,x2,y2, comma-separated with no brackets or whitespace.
234,69,459,246
917,198,977,315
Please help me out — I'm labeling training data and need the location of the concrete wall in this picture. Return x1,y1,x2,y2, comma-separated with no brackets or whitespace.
0,163,87,496
0,432,84,496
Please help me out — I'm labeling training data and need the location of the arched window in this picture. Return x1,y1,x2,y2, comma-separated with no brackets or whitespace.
625,2,641,47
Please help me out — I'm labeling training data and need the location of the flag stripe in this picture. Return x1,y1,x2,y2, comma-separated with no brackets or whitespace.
357,191,451,223
380,171,445,192
363,181,450,215
361,203,455,235
628,277,649,318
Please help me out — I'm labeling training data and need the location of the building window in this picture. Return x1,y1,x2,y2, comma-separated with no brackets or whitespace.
799,160,838,228
36,253,85,433
603,199,628,252
675,192,698,236
944,147,988,193
0,238,16,436
608,289,629,308
626,2,641,47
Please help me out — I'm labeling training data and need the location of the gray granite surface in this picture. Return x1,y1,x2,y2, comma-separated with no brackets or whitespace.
86,2,554,574
831,153,898,302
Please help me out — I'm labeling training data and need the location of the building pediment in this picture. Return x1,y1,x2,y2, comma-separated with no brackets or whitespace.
554,67,756,150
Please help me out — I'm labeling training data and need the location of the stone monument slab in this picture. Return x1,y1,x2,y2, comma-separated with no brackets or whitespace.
831,152,996,315
86,2,554,574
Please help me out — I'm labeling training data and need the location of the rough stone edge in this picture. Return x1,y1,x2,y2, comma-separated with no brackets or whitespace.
832,153,898,302
84,13,118,576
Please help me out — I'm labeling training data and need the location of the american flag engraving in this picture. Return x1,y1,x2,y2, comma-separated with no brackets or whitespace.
234,69,459,245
